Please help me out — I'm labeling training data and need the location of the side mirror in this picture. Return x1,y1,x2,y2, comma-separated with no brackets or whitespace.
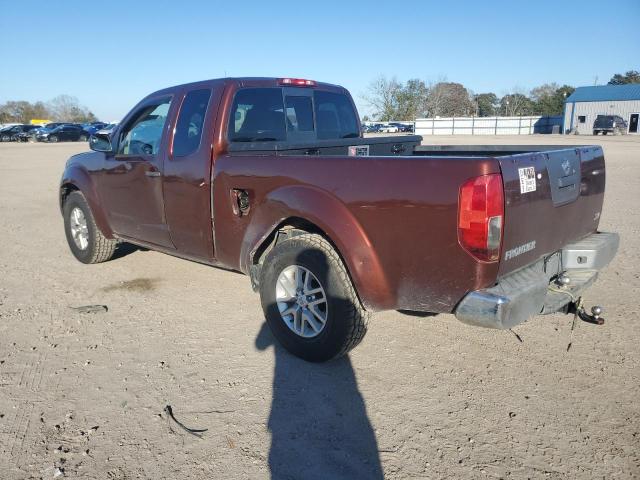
89,132,113,153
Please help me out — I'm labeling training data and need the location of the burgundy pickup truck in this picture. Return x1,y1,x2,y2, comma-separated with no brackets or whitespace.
59,77,618,362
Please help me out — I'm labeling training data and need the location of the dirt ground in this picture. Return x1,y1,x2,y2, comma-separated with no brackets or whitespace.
0,135,638,479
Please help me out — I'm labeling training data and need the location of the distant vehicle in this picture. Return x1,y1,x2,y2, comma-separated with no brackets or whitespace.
390,122,414,133
36,124,88,142
82,123,108,135
0,124,41,142
378,124,399,133
98,123,118,133
593,115,627,135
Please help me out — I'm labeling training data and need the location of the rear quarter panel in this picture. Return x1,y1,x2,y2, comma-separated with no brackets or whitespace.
212,154,500,312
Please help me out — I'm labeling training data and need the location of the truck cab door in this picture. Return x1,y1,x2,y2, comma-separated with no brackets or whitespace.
162,87,217,260
99,96,175,249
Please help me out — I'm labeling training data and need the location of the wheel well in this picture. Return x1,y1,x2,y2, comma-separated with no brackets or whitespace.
60,183,79,210
249,217,338,291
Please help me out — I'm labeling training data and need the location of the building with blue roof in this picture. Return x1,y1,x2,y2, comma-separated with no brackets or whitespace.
563,84,640,135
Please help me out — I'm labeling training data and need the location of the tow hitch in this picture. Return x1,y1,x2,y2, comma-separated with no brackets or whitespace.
568,300,605,325
552,273,605,325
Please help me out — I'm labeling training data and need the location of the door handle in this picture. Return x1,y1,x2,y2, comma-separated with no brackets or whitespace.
145,171,161,177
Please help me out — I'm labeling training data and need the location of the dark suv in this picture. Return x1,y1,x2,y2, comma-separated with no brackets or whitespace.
36,124,88,142
593,115,627,135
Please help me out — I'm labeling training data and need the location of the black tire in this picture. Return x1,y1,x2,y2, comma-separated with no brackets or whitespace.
602,131,608,135
63,191,117,264
79,135,88,142
259,233,369,362
0,135,9,142
49,135,58,142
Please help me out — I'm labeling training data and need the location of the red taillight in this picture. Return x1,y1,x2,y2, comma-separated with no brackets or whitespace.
458,173,504,262
278,78,317,87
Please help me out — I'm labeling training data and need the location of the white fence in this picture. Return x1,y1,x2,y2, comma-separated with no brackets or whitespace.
415,116,563,135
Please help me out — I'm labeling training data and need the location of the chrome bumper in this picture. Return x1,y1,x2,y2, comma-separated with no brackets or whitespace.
454,232,619,329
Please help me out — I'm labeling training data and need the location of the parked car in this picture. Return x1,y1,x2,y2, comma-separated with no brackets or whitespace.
37,124,89,142
0,124,42,142
11,125,45,142
82,122,108,136
59,77,618,362
378,124,399,133
593,115,627,135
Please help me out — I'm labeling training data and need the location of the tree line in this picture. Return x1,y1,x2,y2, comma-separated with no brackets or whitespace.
0,95,97,124
362,70,639,121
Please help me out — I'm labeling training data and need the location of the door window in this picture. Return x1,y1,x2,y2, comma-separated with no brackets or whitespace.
173,89,211,157
118,98,172,156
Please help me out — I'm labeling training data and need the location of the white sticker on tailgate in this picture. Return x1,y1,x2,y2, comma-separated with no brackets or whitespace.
518,166,536,193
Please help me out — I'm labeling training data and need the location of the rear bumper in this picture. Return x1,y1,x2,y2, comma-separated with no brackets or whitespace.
454,232,619,329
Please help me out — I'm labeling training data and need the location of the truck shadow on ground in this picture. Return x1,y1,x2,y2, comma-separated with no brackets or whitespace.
255,323,383,479
255,244,383,479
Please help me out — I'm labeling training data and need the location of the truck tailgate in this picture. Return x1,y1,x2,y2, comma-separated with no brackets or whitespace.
497,146,605,277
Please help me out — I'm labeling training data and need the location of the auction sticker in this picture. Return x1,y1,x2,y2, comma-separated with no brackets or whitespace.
348,145,369,156
518,166,536,193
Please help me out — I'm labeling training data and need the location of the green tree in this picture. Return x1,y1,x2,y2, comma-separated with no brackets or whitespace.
608,70,640,85
425,82,474,117
474,93,499,116
362,76,402,121
500,92,535,116
395,79,429,120
530,83,575,115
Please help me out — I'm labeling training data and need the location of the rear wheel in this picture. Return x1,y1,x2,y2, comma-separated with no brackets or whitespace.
79,134,88,142
0,134,9,142
63,191,117,264
259,233,369,362
49,135,58,142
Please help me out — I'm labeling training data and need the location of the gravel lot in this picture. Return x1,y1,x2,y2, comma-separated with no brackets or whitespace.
0,135,638,479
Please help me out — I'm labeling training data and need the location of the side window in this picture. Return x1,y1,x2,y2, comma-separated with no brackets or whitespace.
118,98,171,156
285,96,314,132
314,91,359,140
228,88,286,142
173,89,211,157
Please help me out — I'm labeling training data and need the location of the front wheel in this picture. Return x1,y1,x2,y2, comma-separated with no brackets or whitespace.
259,233,369,362
49,135,58,142
79,134,88,142
63,191,117,264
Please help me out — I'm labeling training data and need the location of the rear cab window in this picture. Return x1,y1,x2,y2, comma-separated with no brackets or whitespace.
227,86,359,145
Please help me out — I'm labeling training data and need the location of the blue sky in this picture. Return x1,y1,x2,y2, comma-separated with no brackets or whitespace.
1,0,637,121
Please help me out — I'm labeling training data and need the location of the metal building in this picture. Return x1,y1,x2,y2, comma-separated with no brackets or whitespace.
563,84,640,135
